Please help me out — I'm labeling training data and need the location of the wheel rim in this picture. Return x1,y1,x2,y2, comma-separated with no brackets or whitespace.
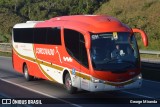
24,66,28,78
66,78,72,90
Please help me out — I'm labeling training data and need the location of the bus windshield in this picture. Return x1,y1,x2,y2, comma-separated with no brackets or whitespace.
90,32,139,72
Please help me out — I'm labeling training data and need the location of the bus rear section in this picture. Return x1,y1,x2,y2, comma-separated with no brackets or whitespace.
12,15,148,93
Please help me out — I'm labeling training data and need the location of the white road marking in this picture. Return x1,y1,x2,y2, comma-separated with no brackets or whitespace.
0,78,82,107
121,91,155,99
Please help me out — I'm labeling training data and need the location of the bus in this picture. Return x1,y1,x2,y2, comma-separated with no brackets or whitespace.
12,15,148,94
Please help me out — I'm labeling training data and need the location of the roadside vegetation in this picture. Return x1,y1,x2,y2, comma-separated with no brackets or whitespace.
95,0,160,50
0,0,160,51
0,0,106,42
0,51,11,57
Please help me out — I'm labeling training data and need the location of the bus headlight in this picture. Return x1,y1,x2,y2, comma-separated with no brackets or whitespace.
134,74,142,80
91,77,105,83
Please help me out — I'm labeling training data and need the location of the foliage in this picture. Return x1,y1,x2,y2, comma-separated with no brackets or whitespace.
95,0,160,50
0,0,106,42
0,0,159,51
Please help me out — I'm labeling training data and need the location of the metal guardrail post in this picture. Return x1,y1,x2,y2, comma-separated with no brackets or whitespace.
139,50,160,58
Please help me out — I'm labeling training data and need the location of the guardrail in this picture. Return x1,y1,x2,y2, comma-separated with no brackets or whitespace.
139,50,160,58
0,43,160,57
0,43,12,53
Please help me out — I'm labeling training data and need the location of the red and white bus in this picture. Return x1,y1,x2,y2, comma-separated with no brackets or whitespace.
12,15,148,93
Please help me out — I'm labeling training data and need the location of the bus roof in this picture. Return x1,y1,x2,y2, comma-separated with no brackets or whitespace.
14,15,131,33
41,15,131,33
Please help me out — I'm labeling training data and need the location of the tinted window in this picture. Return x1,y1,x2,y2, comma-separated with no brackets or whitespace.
64,29,88,68
13,27,61,45
80,35,89,68
90,32,139,71
46,27,61,45
13,28,33,43
34,28,47,44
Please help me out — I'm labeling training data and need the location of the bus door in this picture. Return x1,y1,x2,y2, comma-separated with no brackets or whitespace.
63,28,89,90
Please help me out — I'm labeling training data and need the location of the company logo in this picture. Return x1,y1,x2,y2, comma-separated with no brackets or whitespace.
36,48,55,56
1,99,42,105
2,99,11,104
63,57,73,62
36,47,62,63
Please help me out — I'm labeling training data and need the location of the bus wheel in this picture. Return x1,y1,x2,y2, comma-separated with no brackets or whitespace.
65,73,77,94
23,64,33,81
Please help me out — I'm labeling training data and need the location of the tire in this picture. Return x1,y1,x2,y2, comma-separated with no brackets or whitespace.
64,73,77,94
23,64,34,81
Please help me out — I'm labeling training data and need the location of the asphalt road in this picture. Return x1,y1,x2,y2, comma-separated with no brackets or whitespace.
0,56,160,107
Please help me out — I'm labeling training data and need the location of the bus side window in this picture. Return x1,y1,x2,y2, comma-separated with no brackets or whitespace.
34,28,47,44
33,27,61,45
13,28,34,43
64,29,89,68
46,27,61,45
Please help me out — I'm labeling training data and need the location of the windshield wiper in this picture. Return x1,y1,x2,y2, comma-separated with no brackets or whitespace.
120,60,137,68
104,59,136,67
104,58,120,63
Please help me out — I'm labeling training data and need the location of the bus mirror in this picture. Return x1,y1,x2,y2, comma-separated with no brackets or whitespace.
132,28,148,47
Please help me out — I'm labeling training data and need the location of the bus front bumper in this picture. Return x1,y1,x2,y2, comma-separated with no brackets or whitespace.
89,74,142,92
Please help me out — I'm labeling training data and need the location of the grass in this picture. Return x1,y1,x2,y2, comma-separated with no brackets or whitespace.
140,54,160,60
137,39,160,50
0,51,11,57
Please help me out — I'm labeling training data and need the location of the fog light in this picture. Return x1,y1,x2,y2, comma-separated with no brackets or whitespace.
91,77,105,83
